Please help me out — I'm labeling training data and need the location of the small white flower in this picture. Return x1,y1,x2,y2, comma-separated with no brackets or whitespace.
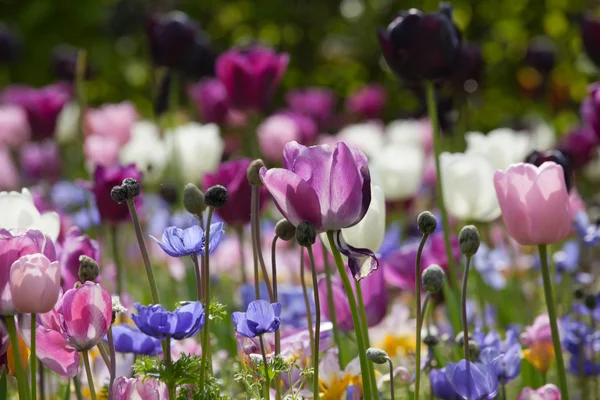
465,128,530,170
0,188,60,240
55,102,80,144
120,121,169,185
111,296,126,315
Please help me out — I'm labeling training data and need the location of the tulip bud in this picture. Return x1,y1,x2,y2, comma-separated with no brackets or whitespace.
275,219,296,241
296,221,316,247
204,185,228,208
183,183,206,215
459,225,480,257
585,294,597,311
110,185,127,204
417,211,437,235
366,347,389,364
122,177,140,199
247,159,265,187
422,264,445,293
9,254,61,314
78,255,100,283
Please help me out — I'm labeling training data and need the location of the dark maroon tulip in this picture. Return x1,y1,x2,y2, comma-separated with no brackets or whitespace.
581,82,600,139
180,35,215,79
345,84,387,120
52,45,96,82
557,126,599,169
0,23,20,63
188,78,229,124
378,5,461,83
203,158,268,226
581,12,600,68
450,42,484,91
147,11,199,69
525,149,574,191
60,227,101,291
286,88,336,129
2,83,71,140
20,140,60,182
216,46,289,112
524,36,556,75
88,164,142,223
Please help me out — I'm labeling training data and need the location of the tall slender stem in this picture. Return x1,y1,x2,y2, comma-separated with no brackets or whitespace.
387,357,395,400
326,231,372,400
6,316,28,400
461,256,472,361
237,227,248,284
191,254,202,301
415,233,429,400
250,189,261,299
110,226,123,298
73,376,84,400
107,326,116,400
199,208,214,394
591,317,599,400
39,361,45,400
31,313,37,400
251,186,274,302
300,249,315,355
164,335,176,399
271,236,282,400
424,82,458,291
259,335,270,400
322,241,345,368
96,342,110,369
538,244,569,400
355,282,378,400
307,246,321,400
420,292,431,330
82,350,97,400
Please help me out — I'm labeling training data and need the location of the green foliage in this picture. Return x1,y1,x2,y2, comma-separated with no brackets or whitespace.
134,353,206,389
208,299,228,323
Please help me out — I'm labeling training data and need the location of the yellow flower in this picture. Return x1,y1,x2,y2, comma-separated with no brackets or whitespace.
376,333,417,358
523,342,555,373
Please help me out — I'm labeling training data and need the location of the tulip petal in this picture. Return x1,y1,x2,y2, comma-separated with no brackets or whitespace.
282,141,307,170
334,230,379,281
494,169,534,246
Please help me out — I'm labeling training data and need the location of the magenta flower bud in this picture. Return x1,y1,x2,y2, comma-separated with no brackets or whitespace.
557,126,599,169
581,12,600,69
113,376,168,399
346,84,387,120
203,158,268,226
188,78,229,124
61,281,112,351
216,46,289,112
286,88,336,129
88,164,142,223
260,141,371,232
60,227,101,290
9,253,60,314
20,139,60,182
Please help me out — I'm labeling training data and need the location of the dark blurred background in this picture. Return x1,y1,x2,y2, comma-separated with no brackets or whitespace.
1,0,596,135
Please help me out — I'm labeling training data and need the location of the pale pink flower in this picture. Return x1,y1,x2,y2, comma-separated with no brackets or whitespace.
85,102,138,145
0,105,30,147
10,253,60,313
517,384,561,400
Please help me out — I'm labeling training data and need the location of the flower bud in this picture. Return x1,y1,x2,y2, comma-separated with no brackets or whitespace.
468,339,480,359
422,264,445,293
275,219,296,241
247,159,265,187
183,183,206,215
110,185,127,204
78,255,100,283
121,177,140,199
204,184,228,208
366,347,389,364
423,334,440,347
417,211,437,235
585,294,597,311
295,221,316,247
459,225,480,257
574,287,585,300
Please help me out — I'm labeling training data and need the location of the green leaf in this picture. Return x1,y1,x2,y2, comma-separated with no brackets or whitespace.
0,367,7,400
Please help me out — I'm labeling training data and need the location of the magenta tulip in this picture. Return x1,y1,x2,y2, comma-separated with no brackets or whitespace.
87,164,142,223
286,88,336,129
60,281,112,351
60,227,101,290
259,141,371,232
493,162,571,246
188,78,229,124
113,376,168,399
10,253,60,313
345,84,387,120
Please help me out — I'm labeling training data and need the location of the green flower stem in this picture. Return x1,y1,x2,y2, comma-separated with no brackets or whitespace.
250,188,261,299
259,335,270,400
109,225,123,299
322,241,345,368
191,253,202,301
164,334,176,400
307,246,321,400
386,357,395,400
6,316,28,400
327,231,372,400
237,227,249,284
82,350,97,400
299,249,315,356
199,208,215,395
538,244,569,400
461,256,472,361
419,292,431,331
355,281,378,400
271,236,282,400
251,186,274,302
31,313,37,400
414,233,429,400
107,326,116,400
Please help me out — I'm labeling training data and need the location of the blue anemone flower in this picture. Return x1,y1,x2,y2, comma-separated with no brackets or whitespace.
232,300,282,338
430,368,462,400
105,324,163,355
445,359,499,400
151,222,225,257
131,301,206,340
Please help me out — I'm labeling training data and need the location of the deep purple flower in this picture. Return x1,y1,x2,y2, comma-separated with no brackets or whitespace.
450,42,484,90
87,164,142,223
557,125,599,169
60,227,101,290
106,324,163,356
216,46,289,112
445,359,499,400
147,11,199,69
286,88,336,129
232,299,281,338
0,23,21,63
525,149,573,190
378,5,461,83
203,158,269,226
581,12,600,69
151,222,225,258
20,139,60,182
52,45,96,82
132,301,206,340
581,83,600,140
524,36,556,75
431,368,462,400
2,83,71,139
346,84,387,120
188,78,229,124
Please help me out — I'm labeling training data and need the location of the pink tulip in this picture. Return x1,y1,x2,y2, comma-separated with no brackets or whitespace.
113,376,168,400
517,384,561,400
257,114,303,161
85,102,138,145
0,146,18,190
84,134,121,168
521,314,554,347
9,253,60,313
61,281,112,351
0,105,30,147
493,162,571,246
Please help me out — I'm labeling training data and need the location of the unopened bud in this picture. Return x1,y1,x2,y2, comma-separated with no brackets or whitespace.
275,219,296,241
121,177,140,198
585,294,597,311
422,264,445,293
423,334,440,347
78,255,99,283
183,183,206,215
110,185,127,204
459,225,480,257
204,185,228,208
296,221,316,247
247,159,265,187
366,347,389,364
574,287,585,300
417,211,437,235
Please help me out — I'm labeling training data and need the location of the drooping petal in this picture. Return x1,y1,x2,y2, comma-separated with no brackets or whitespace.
334,230,379,281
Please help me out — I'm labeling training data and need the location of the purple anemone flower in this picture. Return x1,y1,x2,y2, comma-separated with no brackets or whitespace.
105,324,163,356
445,359,499,400
151,222,224,258
430,368,462,400
232,300,281,338
131,301,206,340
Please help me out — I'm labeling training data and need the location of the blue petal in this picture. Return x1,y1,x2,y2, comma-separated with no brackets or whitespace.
108,325,163,355
232,312,255,338
206,222,225,254
446,360,498,400
334,230,379,281
246,300,275,334
180,226,205,253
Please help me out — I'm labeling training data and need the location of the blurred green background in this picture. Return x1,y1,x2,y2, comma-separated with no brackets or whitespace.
1,0,597,135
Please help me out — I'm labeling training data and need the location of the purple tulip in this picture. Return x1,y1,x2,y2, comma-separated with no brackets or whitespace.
52,45,95,82
20,139,60,182
2,83,71,139
87,164,142,223
581,12,600,69
445,359,499,400
525,149,573,190
60,227,101,290
450,43,484,90
524,36,556,75
286,88,336,129
216,46,289,112
345,84,387,120
557,125,599,169
0,229,56,315
232,299,281,338
580,83,600,140
188,78,229,124
147,11,199,69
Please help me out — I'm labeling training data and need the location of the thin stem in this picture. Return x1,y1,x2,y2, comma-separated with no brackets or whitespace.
501,381,506,400
327,231,373,400
271,236,282,400
39,361,45,400
259,335,270,400
82,350,97,400
107,326,116,400
307,246,321,400
300,249,315,355
251,189,261,299
322,241,345,368
96,342,110,369
387,357,395,400
237,227,248,284
73,376,84,400
164,335,176,400
125,199,160,304
538,244,569,400
591,317,599,400
31,313,37,400
355,281,378,400
415,233,429,400
419,292,432,335
461,256,472,361
424,82,458,290
6,316,28,400
199,208,214,395
252,186,274,302
110,225,123,298
191,254,202,301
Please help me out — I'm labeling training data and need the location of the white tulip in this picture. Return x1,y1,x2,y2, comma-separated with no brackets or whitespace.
386,119,431,148
336,122,385,158
440,152,501,222
120,121,169,185
526,117,556,152
0,188,60,240
371,143,424,201
167,122,224,184
465,128,530,170
55,102,80,144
